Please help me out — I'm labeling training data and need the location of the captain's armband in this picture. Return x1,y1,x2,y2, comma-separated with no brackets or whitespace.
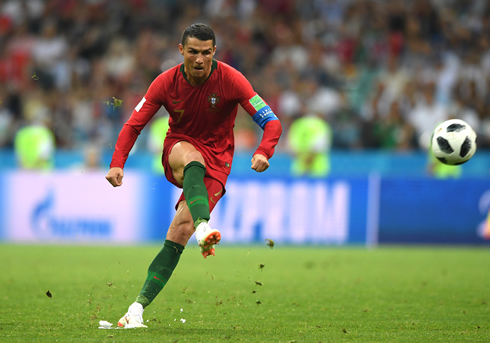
252,105,278,129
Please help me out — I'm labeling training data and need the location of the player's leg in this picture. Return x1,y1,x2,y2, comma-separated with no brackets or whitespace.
118,201,194,328
117,181,225,328
168,141,210,228
168,141,220,253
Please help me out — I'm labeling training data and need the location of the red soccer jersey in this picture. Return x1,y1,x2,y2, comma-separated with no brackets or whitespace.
110,60,282,187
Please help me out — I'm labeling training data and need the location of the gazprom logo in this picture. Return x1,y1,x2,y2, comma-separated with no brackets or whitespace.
208,180,350,244
31,189,112,239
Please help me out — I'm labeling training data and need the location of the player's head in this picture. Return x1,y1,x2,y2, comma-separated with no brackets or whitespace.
181,23,216,48
179,23,217,86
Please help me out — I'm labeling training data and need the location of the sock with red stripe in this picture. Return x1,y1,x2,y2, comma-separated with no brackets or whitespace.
135,239,184,308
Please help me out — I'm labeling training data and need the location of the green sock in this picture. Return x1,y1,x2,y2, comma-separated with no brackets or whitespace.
135,240,184,308
183,161,210,227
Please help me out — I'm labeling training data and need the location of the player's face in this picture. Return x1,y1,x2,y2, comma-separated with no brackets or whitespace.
179,37,216,86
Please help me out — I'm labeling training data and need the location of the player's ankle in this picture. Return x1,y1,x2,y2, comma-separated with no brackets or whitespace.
135,296,149,309
194,218,208,229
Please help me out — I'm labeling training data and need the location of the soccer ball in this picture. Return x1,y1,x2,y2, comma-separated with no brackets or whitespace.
431,119,477,165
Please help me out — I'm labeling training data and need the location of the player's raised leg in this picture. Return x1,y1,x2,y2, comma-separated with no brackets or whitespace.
169,141,221,257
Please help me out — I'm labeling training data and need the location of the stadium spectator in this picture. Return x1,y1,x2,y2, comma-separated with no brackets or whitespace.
288,112,332,177
70,143,104,173
31,20,70,91
0,89,15,147
385,101,415,150
14,114,55,170
406,81,449,149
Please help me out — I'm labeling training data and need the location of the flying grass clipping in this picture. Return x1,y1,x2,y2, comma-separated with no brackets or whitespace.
104,97,123,110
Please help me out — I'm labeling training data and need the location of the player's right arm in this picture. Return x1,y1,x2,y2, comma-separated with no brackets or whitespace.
106,75,165,187
106,167,124,187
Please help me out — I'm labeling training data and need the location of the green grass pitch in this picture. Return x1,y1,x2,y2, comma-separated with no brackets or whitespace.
1,244,489,342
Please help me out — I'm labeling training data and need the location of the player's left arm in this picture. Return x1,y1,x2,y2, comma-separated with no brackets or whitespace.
250,119,282,172
239,92,282,172
230,67,283,172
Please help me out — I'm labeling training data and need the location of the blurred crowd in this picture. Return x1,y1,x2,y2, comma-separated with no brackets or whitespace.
1,0,490,165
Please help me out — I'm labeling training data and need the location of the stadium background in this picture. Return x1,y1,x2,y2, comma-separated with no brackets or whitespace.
0,0,489,245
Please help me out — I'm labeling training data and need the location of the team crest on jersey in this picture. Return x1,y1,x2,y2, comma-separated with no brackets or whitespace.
207,92,220,109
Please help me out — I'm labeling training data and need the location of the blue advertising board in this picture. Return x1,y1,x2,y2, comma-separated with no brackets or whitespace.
0,171,145,243
143,176,371,245
378,178,490,244
0,171,489,245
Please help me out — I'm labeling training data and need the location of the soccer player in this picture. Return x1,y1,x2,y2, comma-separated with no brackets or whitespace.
105,23,282,328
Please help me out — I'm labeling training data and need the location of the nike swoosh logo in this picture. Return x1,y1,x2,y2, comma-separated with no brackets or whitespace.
190,199,198,204
173,99,184,104
214,189,223,197
154,275,164,282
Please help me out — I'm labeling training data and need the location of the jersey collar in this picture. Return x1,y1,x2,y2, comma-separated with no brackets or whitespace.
180,59,218,86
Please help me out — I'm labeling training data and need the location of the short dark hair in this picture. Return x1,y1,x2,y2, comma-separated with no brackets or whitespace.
181,23,216,47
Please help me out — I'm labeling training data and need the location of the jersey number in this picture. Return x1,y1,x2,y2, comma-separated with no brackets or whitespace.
174,109,185,124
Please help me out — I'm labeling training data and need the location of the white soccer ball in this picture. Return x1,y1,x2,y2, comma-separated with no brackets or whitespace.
431,119,477,165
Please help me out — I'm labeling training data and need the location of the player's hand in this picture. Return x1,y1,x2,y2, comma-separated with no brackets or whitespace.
251,154,269,173
106,167,124,187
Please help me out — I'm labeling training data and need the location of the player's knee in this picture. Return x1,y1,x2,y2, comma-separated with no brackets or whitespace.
170,152,205,185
